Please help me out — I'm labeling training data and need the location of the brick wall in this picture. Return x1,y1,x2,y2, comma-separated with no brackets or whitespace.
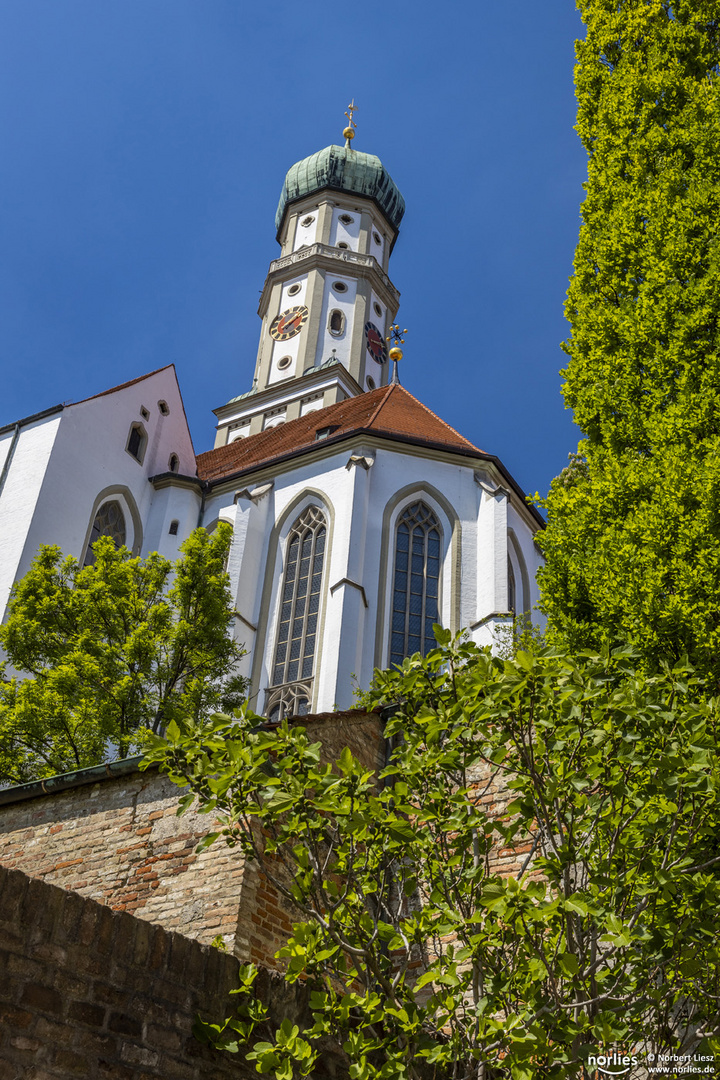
0,865,347,1080
236,710,387,967
0,710,385,967
0,766,248,953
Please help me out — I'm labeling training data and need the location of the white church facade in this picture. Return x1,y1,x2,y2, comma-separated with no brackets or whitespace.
0,133,544,718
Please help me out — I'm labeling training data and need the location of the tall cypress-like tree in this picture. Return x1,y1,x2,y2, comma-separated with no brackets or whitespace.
539,0,720,673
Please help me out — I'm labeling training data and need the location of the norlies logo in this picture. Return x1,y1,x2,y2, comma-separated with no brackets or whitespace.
588,1051,638,1076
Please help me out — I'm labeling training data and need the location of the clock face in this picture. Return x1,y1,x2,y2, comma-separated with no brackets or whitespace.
364,321,387,364
269,305,309,342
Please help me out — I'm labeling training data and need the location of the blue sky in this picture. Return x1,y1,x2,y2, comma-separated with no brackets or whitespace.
1,1,586,501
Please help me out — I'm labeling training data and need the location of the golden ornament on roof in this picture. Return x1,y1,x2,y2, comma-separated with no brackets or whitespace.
343,99,358,147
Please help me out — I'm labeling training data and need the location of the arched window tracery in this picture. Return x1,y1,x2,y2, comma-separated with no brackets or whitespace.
389,501,441,667
83,500,127,567
266,505,327,722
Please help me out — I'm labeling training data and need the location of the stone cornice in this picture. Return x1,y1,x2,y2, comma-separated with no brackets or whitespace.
148,471,203,492
203,432,544,531
258,243,400,318
213,364,363,425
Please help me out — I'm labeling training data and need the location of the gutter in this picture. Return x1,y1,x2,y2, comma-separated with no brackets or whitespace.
0,424,20,499
0,755,152,808
0,403,64,439
200,429,546,529
0,404,66,500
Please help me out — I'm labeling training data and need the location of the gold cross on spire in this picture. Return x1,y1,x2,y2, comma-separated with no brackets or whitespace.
386,324,407,384
343,99,358,147
386,324,408,349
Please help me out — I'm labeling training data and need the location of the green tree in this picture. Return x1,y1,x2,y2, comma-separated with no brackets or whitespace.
144,635,720,1079
0,525,246,783
538,1,720,674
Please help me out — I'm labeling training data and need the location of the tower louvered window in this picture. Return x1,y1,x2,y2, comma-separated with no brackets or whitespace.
390,501,441,667
266,506,326,722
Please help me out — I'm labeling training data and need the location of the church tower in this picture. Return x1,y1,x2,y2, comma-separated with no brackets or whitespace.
213,108,405,447
0,110,545,723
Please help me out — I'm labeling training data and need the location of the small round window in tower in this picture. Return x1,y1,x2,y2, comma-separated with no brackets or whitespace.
373,231,382,245
366,376,376,390
373,301,382,317
301,215,315,227
287,283,301,297
339,213,353,225
277,355,293,371
337,242,349,250
332,281,348,293
157,400,169,416
328,309,345,336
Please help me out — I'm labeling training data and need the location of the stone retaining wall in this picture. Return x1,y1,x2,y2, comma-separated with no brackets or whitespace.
0,864,345,1080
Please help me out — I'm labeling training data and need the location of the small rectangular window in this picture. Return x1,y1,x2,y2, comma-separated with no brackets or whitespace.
128,426,143,459
169,520,179,536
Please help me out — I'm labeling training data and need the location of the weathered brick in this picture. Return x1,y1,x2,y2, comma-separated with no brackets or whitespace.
67,999,106,1027
2,1006,34,1029
20,982,63,1015
145,1023,185,1054
108,1010,143,1038
120,1041,159,1067
34,1014,77,1044
9,1034,41,1052
0,866,29,921
92,981,128,1009
53,1047,91,1074
98,1061,135,1080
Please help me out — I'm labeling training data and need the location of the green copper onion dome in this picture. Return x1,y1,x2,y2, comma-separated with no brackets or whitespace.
275,145,405,236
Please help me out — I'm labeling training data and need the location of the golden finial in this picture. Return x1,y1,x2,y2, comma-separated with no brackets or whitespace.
386,324,407,384
343,99,358,147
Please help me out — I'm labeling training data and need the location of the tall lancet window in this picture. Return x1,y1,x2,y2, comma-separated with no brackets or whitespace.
508,557,516,615
390,501,441,667
266,506,326,722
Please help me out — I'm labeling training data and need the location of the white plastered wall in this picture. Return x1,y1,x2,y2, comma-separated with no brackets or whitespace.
329,208,361,250
268,276,309,385
292,209,319,252
1,368,198,624
205,443,524,713
0,414,62,621
314,273,356,369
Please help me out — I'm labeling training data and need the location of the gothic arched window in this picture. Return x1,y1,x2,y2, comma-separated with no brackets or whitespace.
508,556,516,615
83,500,126,567
389,501,441,667
267,506,326,721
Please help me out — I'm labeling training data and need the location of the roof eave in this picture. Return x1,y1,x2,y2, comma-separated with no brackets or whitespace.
200,427,544,528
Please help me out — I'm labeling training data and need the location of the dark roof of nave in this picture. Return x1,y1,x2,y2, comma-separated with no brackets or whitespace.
197,384,484,483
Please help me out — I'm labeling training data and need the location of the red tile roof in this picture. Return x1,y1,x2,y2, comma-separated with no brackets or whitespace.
196,384,486,484
71,365,177,404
